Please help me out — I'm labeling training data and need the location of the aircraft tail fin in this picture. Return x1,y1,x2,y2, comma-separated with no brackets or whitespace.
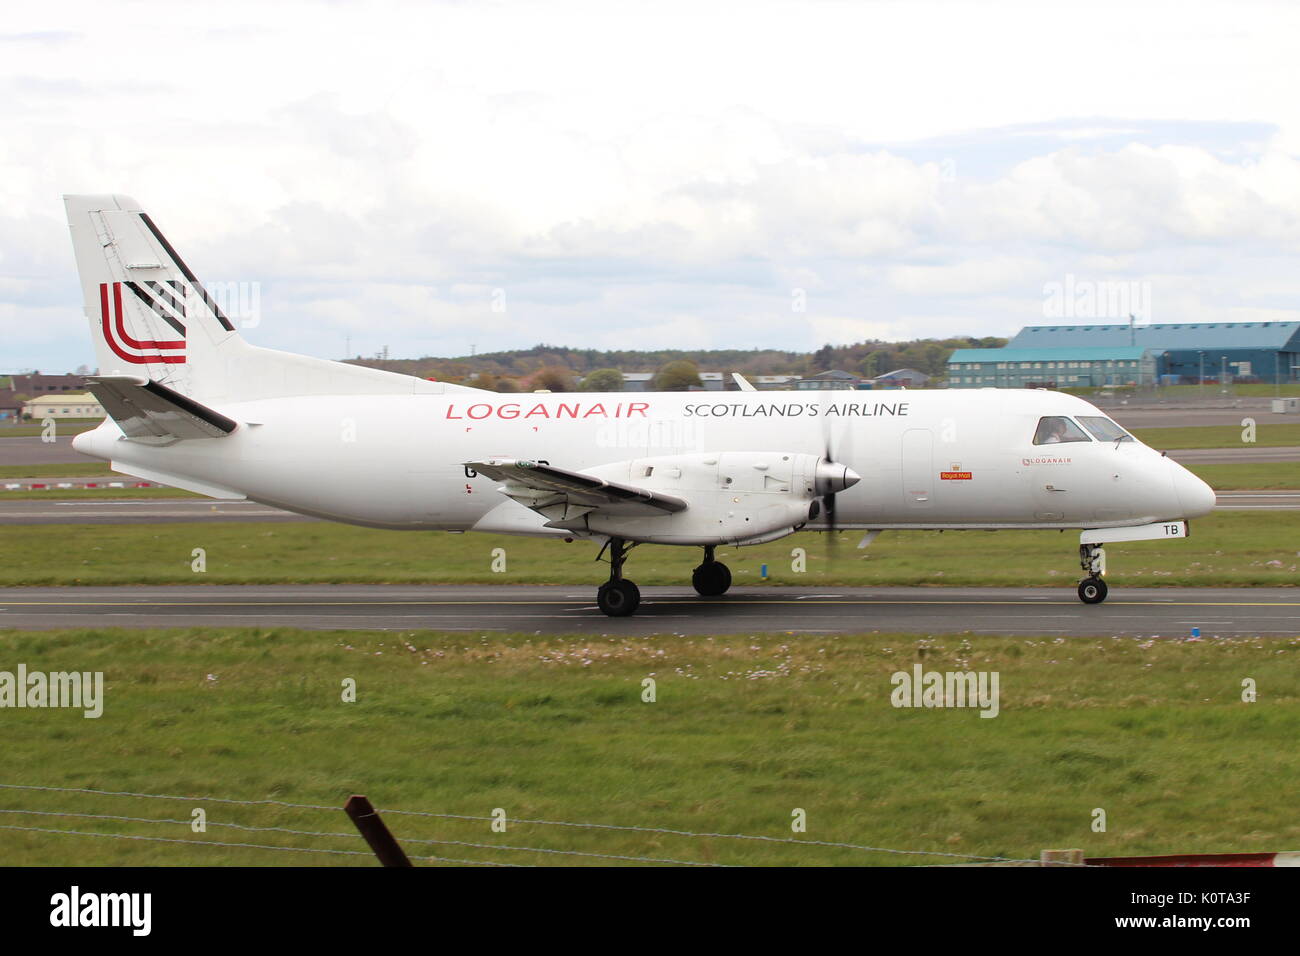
64,195,458,403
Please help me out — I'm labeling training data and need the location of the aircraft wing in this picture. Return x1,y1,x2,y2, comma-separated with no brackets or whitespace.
83,375,239,442
466,458,688,526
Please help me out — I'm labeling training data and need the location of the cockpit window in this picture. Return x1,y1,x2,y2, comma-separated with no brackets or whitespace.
1077,416,1133,442
1033,416,1091,445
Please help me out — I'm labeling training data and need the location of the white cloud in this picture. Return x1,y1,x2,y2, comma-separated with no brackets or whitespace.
887,257,1046,297
3,0,1300,369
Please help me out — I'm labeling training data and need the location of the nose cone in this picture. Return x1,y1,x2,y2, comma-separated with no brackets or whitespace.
815,461,861,496
1171,463,1216,518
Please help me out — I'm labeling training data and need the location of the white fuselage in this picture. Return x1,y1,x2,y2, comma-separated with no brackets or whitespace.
73,387,1216,541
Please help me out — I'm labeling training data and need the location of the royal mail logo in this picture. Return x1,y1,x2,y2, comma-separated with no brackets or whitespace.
99,281,186,365
940,471,973,480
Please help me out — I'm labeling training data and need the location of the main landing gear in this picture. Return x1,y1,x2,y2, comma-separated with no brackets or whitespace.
1078,542,1108,605
692,545,732,596
595,540,735,617
596,537,640,617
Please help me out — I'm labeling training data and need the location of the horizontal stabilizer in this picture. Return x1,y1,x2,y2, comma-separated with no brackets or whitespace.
84,375,238,442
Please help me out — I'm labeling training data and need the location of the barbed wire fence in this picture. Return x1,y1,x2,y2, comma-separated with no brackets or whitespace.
0,783,1082,867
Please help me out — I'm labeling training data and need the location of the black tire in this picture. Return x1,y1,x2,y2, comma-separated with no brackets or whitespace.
692,561,732,596
597,579,641,617
1077,577,1108,604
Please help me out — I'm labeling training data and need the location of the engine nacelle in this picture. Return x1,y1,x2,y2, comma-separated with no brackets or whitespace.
581,450,859,545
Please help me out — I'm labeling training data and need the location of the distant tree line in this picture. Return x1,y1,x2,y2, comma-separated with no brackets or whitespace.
343,336,1007,391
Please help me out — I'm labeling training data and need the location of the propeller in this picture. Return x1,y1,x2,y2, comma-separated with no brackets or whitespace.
814,397,861,552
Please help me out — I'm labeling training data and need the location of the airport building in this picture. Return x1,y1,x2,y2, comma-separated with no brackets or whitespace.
752,374,801,389
620,371,727,391
22,393,105,420
1008,321,1300,384
620,372,654,391
0,391,21,423
869,368,930,388
795,370,861,390
946,347,1156,388
5,372,86,394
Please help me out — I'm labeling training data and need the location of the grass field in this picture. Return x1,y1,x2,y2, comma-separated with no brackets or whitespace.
1,511,1294,587
0,627,1296,866
1066,384,1300,398
0,464,123,479
1187,462,1300,490
1153,384,1300,398
1131,423,1300,449
1203,383,1300,397
0,487,199,500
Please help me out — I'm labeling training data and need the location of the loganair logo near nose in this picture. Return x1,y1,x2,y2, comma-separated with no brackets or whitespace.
99,280,186,364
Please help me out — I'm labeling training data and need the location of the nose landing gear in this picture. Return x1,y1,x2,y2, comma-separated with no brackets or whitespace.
692,545,732,596
1078,576,1108,604
1078,542,1108,604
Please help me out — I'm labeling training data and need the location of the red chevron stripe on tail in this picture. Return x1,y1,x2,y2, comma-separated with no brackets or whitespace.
100,282,186,364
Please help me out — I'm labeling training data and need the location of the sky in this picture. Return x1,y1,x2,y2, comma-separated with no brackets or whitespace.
3,0,1300,372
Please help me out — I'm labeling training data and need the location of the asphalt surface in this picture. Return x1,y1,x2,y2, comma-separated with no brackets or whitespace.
1166,446,1300,463
0,584,1294,635
1213,492,1300,510
0,435,94,466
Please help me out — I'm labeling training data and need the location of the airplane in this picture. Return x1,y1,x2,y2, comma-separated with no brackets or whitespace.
62,195,1217,616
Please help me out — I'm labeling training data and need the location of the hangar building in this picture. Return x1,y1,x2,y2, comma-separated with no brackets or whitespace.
1008,321,1300,384
947,347,1155,388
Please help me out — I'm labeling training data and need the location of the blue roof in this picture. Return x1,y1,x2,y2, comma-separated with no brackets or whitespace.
1011,322,1300,351
948,347,1150,363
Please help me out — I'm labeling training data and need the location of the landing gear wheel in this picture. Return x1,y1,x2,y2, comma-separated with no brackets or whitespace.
692,561,732,596
597,579,641,617
1077,577,1108,605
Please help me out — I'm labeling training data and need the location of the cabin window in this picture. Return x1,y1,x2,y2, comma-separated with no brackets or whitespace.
1032,416,1091,445
1077,416,1133,442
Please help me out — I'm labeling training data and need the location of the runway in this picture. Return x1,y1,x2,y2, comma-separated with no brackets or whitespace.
0,584,1295,636
0,499,309,524
1167,445,1300,463
0,436,94,467
1213,492,1300,510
